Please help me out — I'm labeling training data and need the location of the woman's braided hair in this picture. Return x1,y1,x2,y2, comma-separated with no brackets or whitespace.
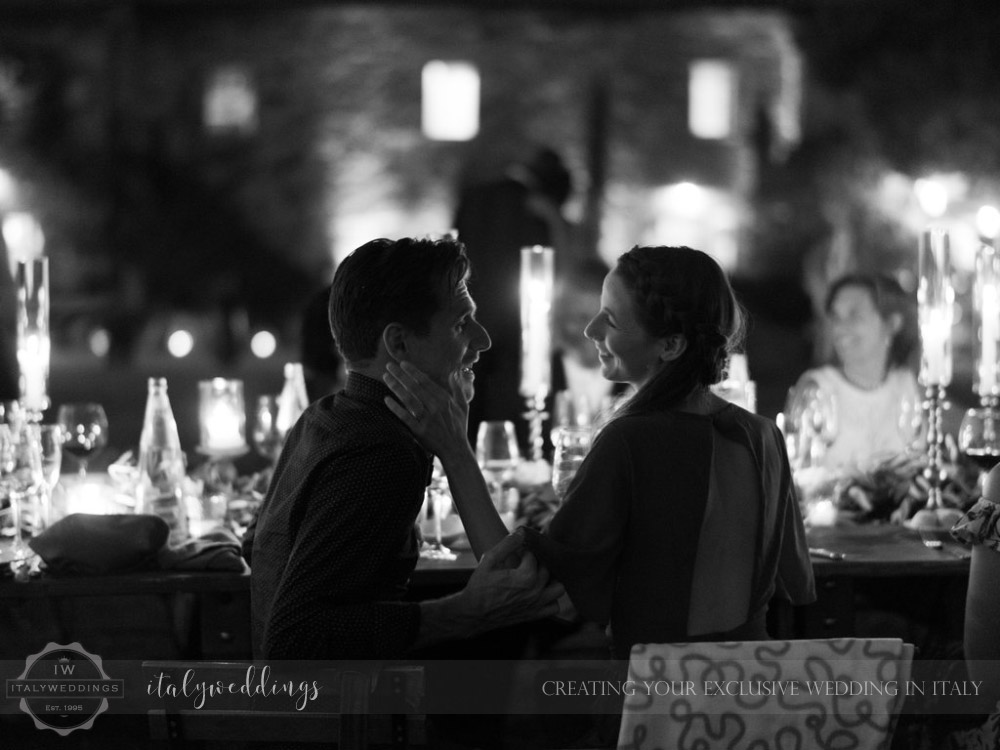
614,245,746,417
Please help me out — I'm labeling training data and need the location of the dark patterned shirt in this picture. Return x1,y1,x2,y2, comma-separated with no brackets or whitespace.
247,372,431,659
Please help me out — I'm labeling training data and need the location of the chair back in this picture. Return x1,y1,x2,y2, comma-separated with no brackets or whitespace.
142,660,425,748
617,638,914,750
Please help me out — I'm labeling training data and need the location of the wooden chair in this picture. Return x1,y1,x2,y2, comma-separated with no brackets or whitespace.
142,660,425,748
617,638,914,750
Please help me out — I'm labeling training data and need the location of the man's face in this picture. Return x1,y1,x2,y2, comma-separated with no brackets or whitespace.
403,281,492,403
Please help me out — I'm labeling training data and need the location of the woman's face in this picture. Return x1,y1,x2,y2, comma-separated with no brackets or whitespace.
827,284,899,371
584,270,666,389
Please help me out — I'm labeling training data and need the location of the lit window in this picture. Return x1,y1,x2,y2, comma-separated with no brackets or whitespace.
204,66,257,135
688,60,734,140
421,61,479,141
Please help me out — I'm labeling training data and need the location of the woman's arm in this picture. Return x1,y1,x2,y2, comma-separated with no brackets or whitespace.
382,361,508,558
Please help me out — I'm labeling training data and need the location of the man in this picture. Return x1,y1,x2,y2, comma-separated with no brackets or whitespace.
247,236,563,660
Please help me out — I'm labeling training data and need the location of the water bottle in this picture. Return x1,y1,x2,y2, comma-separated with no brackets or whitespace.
137,377,188,546
275,362,309,438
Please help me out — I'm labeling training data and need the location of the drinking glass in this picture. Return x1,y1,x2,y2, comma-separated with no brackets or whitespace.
38,424,63,522
551,426,592,502
958,406,1000,494
897,392,927,454
420,459,456,560
251,395,284,463
0,408,44,559
786,383,838,467
476,420,520,512
57,403,109,479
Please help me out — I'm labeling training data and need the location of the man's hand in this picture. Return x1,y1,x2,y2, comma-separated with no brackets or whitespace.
458,530,566,631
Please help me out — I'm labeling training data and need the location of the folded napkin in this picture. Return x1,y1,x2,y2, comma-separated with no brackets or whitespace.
157,527,245,572
620,638,913,749
29,513,169,575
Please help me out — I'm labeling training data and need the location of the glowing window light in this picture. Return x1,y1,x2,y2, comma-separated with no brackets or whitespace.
914,178,948,218
250,330,277,359
203,66,257,135
976,205,1000,240
0,168,15,208
421,61,479,141
2,211,45,266
167,329,194,358
688,60,734,140
88,328,111,357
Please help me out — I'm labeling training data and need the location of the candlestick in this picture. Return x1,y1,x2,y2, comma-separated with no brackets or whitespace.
975,244,1000,400
198,378,247,456
917,227,954,388
519,246,554,400
15,258,50,418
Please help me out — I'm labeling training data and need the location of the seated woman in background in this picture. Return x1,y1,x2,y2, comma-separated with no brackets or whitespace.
788,272,920,473
385,244,816,661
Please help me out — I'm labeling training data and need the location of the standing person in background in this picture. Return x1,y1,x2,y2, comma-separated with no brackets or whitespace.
453,146,575,449
0,239,19,401
298,283,346,402
788,272,920,473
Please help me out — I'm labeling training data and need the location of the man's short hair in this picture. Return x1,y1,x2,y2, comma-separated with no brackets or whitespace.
329,237,471,363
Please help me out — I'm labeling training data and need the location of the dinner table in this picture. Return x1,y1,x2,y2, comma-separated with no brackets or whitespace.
0,517,971,663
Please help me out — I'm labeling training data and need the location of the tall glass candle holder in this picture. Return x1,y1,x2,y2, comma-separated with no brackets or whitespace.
520,246,554,461
15,258,50,421
974,243,1000,404
917,227,954,512
198,378,247,458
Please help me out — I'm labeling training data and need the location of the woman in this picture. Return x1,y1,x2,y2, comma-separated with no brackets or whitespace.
946,462,1000,749
789,272,921,472
384,245,815,659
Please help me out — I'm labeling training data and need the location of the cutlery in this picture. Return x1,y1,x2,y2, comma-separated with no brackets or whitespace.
919,531,971,559
808,547,845,560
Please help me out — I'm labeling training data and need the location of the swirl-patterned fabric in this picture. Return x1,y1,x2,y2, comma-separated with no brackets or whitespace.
618,638,913,750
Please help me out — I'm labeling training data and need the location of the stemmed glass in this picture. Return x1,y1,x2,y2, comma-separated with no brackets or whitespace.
420,458,456,560
786,383,838,467
476,420,520,513
38,424,64,523
957,405,1000,494
898,392,927,455
57,403,109,480
251,395,284,464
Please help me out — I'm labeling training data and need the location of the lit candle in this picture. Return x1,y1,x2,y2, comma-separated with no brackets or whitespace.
519,246,554,399
976,245,1000,398
15,258,50,415
917,228,954,387
198,378,246,453
806,498,838,527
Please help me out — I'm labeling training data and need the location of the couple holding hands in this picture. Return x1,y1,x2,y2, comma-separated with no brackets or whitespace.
245,235,815,666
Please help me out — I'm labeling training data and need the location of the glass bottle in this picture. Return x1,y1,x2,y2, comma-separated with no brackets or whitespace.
275,362,309,439
137,377,188,546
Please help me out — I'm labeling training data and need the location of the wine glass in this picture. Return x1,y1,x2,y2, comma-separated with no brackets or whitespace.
551,426,592,502
475,421,520,513
38,424,64,524
420,459,456,560
787,382,838,467
57,403,109,480
957,406,1000,494
251,395,284,464
897,392,927,454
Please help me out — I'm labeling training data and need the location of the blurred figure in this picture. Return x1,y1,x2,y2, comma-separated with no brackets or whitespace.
0,239,19,401
788,272,920,472
454,146,574,448
298,283,346,402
